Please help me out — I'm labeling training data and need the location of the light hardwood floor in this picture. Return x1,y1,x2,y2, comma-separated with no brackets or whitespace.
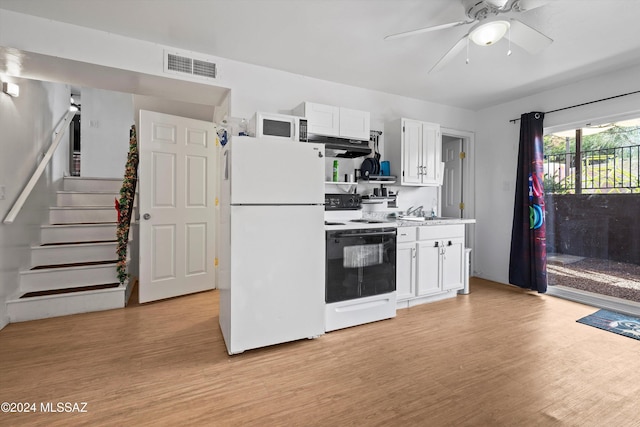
1,278,640,426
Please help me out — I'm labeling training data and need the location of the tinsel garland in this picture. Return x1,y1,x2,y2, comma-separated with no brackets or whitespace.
116,125,138,284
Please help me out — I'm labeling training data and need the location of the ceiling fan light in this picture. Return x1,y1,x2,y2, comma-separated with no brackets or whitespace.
469,20,510,46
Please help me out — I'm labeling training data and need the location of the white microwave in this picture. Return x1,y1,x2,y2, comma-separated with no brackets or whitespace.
250,112,308,142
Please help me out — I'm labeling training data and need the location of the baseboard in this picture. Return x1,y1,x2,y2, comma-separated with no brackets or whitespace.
547,285,640,318
125,277,137,305
0,301,8,331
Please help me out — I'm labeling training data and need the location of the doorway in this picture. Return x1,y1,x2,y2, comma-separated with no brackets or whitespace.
442,135,463,218
441,128,475,274
69,111,81,176
543,118,640,312
440,128,474,221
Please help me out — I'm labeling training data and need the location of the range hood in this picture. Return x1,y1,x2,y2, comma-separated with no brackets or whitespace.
307,134,372,158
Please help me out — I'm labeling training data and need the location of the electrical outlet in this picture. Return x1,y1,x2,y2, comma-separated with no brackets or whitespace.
0,185,5,200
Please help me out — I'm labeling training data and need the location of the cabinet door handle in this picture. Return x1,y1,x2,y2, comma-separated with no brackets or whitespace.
223,150,229,180
412,247,416,258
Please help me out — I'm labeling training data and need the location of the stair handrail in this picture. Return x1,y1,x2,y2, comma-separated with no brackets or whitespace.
116,125,138,284
3,110,77,224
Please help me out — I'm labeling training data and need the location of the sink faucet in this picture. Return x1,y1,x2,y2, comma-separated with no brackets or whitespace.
406,205,424,216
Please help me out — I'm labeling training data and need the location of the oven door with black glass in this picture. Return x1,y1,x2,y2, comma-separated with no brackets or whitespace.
326,228,396,303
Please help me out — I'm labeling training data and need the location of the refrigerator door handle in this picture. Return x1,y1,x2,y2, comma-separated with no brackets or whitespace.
224,150,229,180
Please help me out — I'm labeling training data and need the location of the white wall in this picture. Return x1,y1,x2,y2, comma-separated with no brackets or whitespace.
0,76,70,327
133,94,217,123
474,62,640,285
0,9,478,329
0,9,476,217
0,9,475,136
80,88,134,178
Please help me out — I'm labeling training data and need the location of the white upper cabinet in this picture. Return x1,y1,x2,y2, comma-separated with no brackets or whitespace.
295,102,370,141
386,118,442,186
338,107,371,140
301,102,340,136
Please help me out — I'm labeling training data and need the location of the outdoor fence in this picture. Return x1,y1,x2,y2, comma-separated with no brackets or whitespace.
544,144,640,194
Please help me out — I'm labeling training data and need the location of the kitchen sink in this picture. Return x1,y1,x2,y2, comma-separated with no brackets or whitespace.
425,216,458,220
398,215,459,222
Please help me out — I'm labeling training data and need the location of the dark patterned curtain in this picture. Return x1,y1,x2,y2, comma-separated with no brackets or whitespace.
509,112,547,293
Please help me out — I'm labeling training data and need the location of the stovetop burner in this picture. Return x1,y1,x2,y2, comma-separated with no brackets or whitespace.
324,221,346,226
350,219,383,224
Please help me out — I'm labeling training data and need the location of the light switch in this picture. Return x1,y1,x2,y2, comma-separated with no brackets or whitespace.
0,185,5,200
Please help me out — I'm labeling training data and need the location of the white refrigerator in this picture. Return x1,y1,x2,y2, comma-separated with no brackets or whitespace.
218,136,326,354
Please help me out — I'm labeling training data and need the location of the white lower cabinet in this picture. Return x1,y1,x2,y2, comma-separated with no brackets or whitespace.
397,224,465,308
396,227,416,300
396,243,416,300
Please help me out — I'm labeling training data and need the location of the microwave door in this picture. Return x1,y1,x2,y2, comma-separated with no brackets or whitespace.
263,118,294,139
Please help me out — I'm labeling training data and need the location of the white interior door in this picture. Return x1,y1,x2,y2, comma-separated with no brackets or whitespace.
138,110,216,303
442,137,463,218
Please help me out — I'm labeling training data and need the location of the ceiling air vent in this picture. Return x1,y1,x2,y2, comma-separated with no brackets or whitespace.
164,50,217,80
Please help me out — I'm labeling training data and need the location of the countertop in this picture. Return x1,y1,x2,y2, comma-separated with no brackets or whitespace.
395,218,476,227
362,212,476,227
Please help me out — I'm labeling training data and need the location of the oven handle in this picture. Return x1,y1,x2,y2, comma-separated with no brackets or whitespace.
333,231,397,238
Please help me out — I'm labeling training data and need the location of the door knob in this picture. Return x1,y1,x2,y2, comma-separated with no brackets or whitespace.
143,213,151,220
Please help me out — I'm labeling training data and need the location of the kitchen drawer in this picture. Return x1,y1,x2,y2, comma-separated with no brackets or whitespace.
417,224,464,240
397,227,417,242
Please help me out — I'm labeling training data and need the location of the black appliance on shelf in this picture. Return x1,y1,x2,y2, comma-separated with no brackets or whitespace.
324,193,362,210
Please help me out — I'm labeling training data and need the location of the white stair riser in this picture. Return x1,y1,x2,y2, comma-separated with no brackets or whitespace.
20,265,118,292
7,287,125,322
31,243,119,267
49,208,117,224
41,224,119,244
57,192,119,207
63,178,121,192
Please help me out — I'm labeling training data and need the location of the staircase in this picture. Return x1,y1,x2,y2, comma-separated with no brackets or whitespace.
6,177,131,322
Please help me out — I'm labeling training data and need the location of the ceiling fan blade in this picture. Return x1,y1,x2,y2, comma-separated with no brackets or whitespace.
429,34,469,74
511,0,549,12
384,20,471,41
508,19,552,54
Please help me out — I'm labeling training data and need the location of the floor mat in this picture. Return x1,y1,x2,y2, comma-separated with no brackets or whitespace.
577,309,640,341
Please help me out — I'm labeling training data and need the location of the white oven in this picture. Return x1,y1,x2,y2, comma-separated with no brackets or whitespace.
324,194,397,332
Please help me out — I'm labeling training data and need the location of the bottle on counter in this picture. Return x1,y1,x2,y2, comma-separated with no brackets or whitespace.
333,160,339,182
238,118,248,136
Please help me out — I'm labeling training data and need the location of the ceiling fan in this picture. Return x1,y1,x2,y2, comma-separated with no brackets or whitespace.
385,0,553,73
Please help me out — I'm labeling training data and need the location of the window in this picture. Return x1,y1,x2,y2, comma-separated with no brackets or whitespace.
544,118,640,194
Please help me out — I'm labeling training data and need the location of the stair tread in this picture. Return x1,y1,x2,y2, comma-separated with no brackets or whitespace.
49,221,118,225
30,260,117,270
57,190,120,194
20,283,121,298
39,240,117,247
42,223,117,228
64,177,121,181
50,206,115,210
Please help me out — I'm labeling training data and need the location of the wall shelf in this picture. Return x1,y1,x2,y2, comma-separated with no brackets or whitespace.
358,175,397,184
324,181,358,185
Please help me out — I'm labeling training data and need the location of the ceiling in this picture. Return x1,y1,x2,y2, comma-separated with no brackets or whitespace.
2,0,640,111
